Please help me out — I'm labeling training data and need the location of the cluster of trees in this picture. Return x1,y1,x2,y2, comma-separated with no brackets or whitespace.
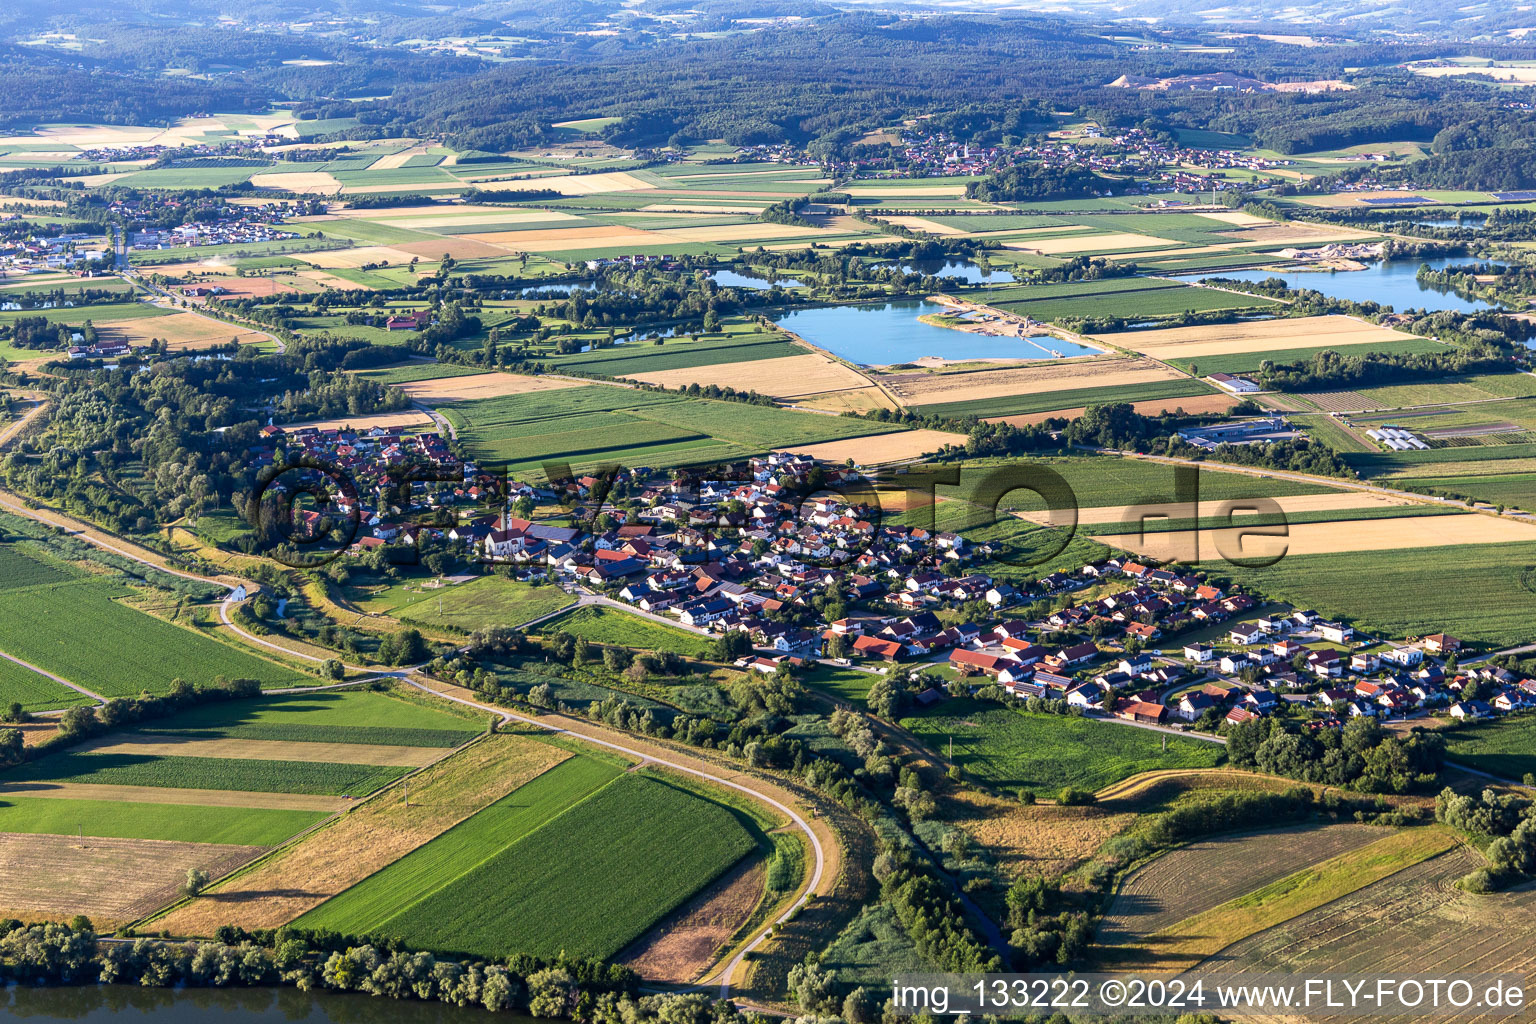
965,164,1104,202
1250,340,1512,394
1436,787,1536,892
0,315,95,352
1226,715,1444,793
0,917,768,1024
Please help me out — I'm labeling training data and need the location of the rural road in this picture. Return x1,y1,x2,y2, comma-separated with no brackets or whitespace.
401,676,828,1001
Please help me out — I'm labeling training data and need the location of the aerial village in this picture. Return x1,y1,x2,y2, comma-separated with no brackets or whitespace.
256,428,1530,734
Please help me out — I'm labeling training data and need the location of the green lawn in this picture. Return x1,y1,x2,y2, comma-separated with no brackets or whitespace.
539,605,717,659
3,752,410,796
0,796,326,846
354,771,757,960
803,666,880,704
1442,715,1536,780
899,698,1225,793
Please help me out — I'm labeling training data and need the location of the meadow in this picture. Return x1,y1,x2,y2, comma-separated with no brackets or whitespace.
363,773,757,960
899,699,1225,793
0,796,326,846
993,284,1276,321
4,751,410,796
1441,714,1536,780
539,605,717,659
0,580,308,696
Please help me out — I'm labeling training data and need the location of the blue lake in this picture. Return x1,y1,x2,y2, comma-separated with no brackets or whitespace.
898,259,1017,284
708,269,804,289
1178,257,1501,314
772,300,1102,366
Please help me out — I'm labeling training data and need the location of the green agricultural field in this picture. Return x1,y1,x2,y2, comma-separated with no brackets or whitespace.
0,796,327,846
0,543,73,589
142,690,484,747
1396,473,1536,508
384,576,575,632
113,167,262,189
803,666,881,704
363,772,757,960
3,752,410,796
0,302,165,327
1209,541,1536,648
911,377,1220,420
0,657,92,712
1442,715,1536,780
899,699,1224,793
299,755,621,934
539,605,717,659
546,336,804,377
0,579,308,697
1345,443,1536,479
447,387,894,476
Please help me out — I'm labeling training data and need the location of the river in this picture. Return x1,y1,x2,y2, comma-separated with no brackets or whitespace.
0,984,528,1022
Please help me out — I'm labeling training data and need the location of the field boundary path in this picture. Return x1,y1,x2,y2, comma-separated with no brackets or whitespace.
402,675,831,1003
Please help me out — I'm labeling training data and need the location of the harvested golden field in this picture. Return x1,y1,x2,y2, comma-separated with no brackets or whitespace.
1217,223,1379,246
0,781,346,812
250,171,342,194
393,238,512,260
1098,823,1384,946
944,788,1132,879
302,270,374,291
96,312,269,350
397,372,588,403
1413,64,1536,82
883,356,1180,405
1194,211,1273,226
1020,490,1411,524
665,223,839,243
1093,513,1536,561
780,429,966,465
1008,232,1181,255
156,734,570,935
0,833,262,925
1102,827,1459,972
622,353,870,398
1104,314,1421,362
297,246,419,269
794,386,901,414
79,733,444,768
875,215,968,235
476,172,653,195
281,410,434,432
987,392,1238,425
1209,845,1536,1024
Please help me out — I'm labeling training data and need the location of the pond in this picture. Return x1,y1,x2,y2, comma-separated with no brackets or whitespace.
1178,257,1501,314
897,259,1017,284
771,300,1101,366
707,269,804,290
515,282,597,297
0,984,523,1023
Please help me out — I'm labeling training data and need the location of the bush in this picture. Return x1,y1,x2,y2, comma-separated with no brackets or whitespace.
1058,787,1096,806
